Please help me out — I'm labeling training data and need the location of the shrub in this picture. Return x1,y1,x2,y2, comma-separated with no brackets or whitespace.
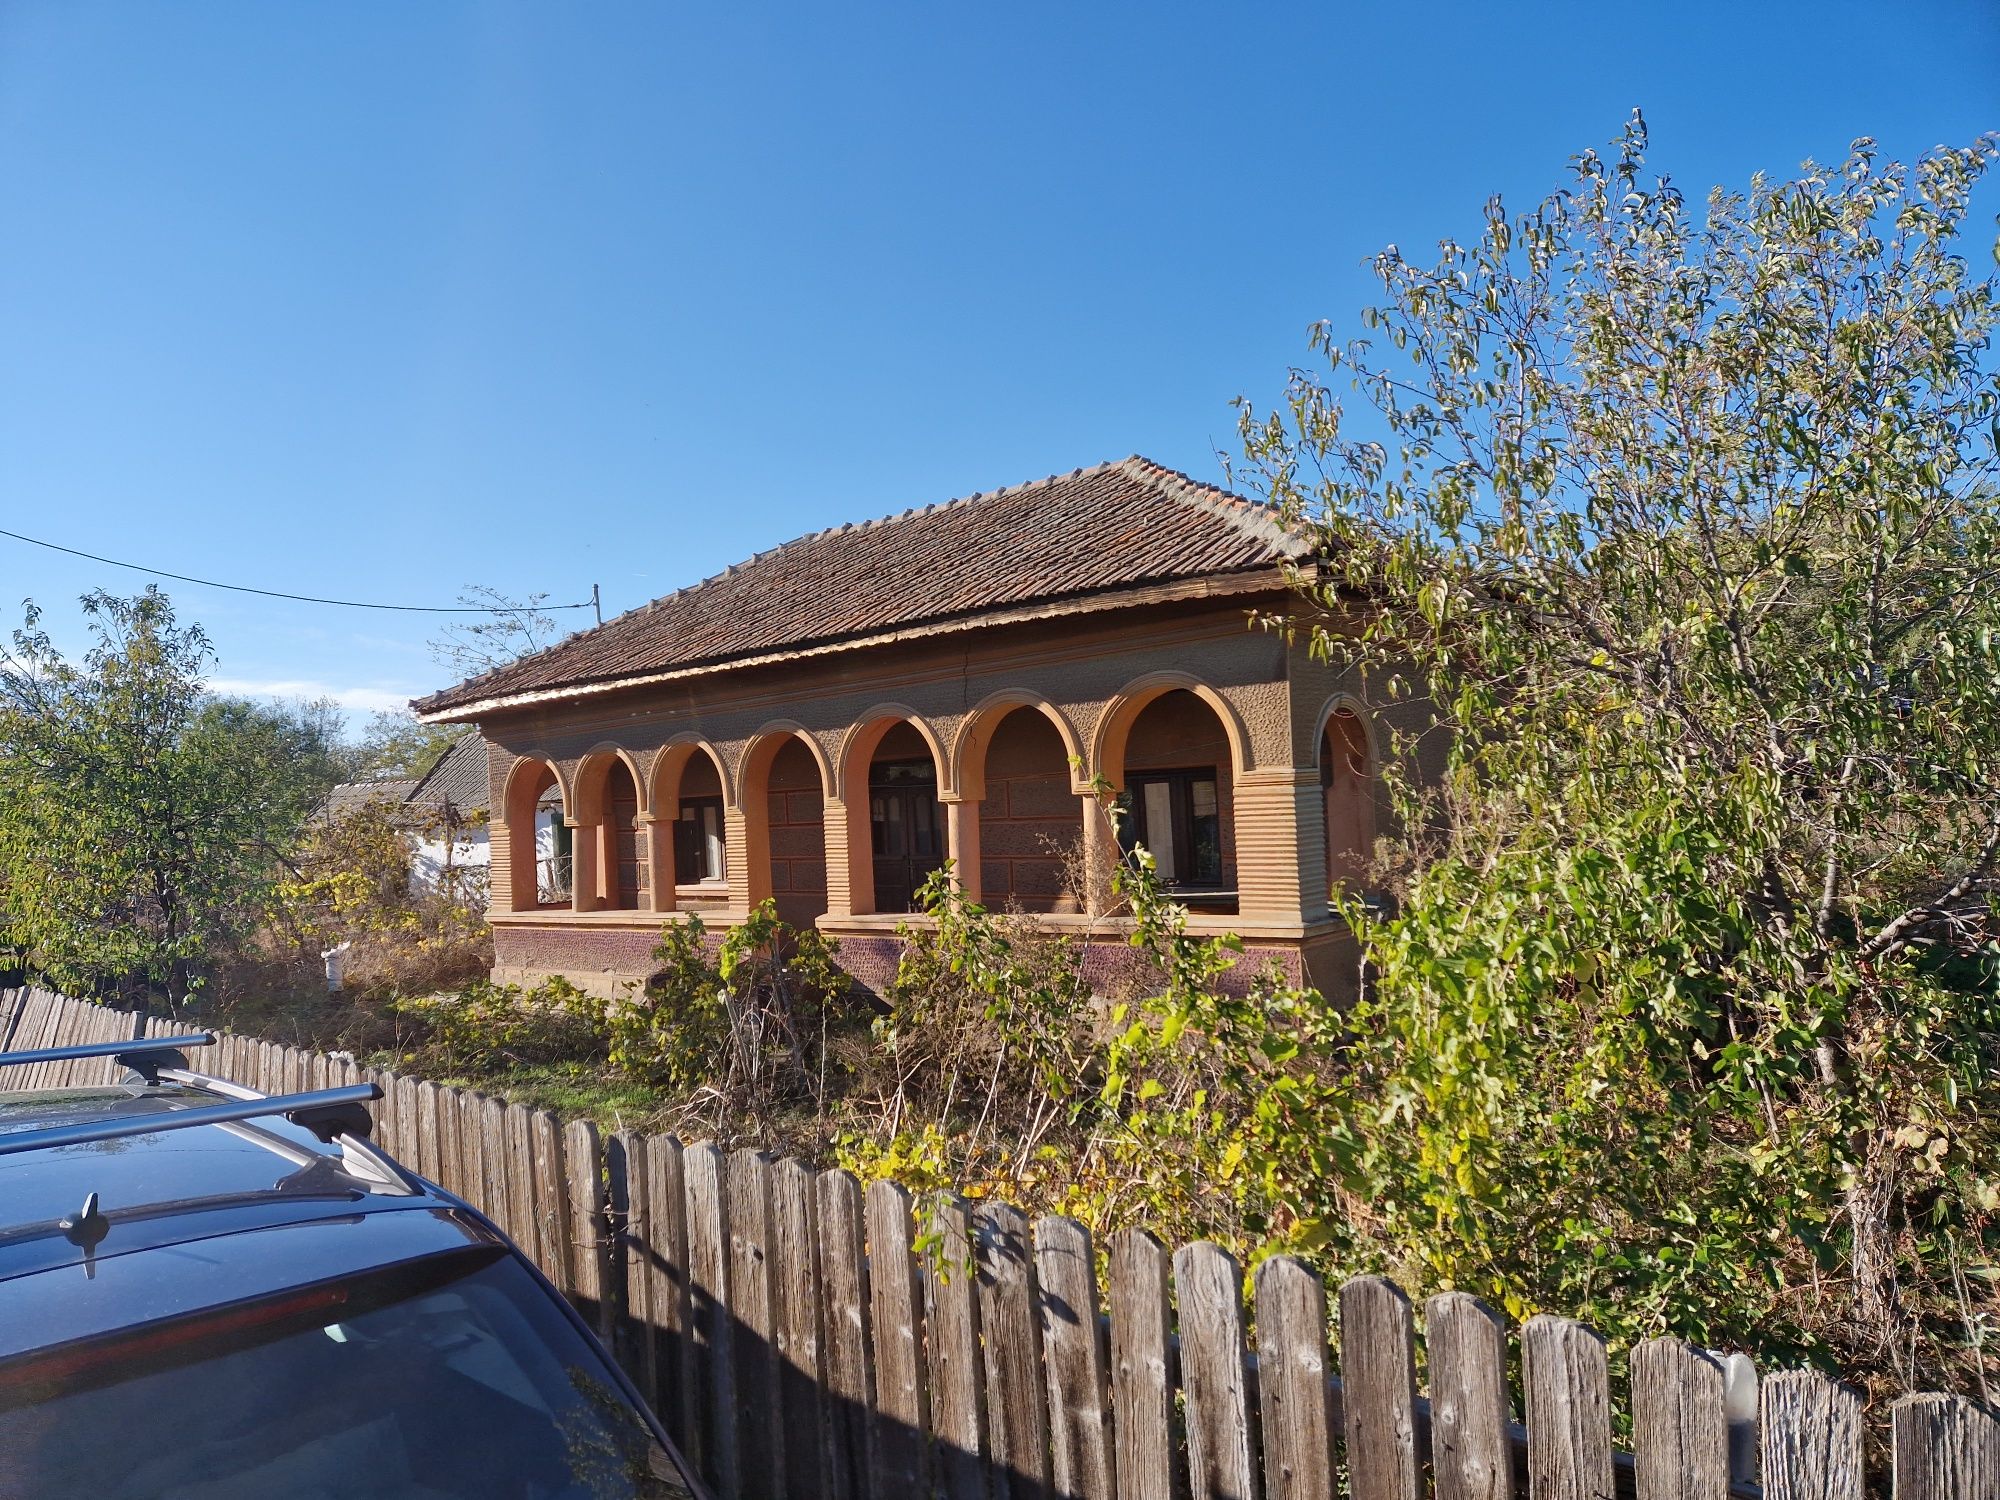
398,976,604,1075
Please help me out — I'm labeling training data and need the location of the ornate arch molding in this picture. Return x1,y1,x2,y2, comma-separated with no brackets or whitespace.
1090,671,1255,788
736,719,838,806
950,690,1089,801
570,743,650,824
650,735,735,815
836,704,951,801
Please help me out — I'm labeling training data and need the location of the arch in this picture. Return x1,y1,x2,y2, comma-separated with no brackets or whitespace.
571,743,650,825
1090,671,1253,791
648,736,734,910
500,755,570,912
838,706,950,916
835,704,950,801
570,744,647,911
950,689,1088,802
651,736,735,814
955,695,1090,913
1311,692,1379,773
736,719,836,806
737,722,836,925
1316,695,1378,893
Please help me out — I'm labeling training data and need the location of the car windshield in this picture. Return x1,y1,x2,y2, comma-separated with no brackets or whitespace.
0,1247,692,1500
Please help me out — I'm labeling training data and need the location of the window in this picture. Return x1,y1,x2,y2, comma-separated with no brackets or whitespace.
0,1248,692,1498
673,797,726,884
1118,768,1223,888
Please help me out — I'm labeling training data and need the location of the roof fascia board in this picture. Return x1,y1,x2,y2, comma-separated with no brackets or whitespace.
418,565,1304,723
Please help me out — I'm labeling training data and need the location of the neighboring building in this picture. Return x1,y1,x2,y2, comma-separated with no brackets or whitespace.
412,457,1401,996
319,731,494,894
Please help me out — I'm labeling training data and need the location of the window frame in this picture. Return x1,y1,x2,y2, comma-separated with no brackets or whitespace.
672,795,727,885
1119,766,1224,890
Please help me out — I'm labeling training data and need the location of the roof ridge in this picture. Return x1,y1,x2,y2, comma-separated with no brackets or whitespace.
1118,454,1310,558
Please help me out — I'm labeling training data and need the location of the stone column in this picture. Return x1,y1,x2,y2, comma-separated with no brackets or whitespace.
640,813,675,914
725,802,760,917
822,796,858,918
942,794,981,903
568,820,599,913
1077,793,1118,916
1231,767,1324,925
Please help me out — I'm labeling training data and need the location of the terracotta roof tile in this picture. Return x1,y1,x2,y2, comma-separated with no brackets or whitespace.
415,456,1302,716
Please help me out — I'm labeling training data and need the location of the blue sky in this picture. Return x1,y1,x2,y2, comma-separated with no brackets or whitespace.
0,2,1993,723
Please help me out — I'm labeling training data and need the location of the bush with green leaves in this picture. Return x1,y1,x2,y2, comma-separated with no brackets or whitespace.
1222,118,2000,1394
398,976,605,1075
594,902,847,1129
870,868,1096,1189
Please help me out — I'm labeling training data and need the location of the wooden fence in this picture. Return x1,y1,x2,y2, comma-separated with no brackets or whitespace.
5,986,1997,1499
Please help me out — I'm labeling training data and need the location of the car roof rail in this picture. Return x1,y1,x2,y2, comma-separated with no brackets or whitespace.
0,1082,384,1159
151,1066,423,1194
0,1032,216,1076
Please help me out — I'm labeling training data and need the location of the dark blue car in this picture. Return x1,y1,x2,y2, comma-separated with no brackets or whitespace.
0,1035,702,1499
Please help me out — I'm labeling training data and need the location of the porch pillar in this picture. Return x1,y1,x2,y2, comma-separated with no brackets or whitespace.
639,812,675,914
942,794,981,903
1231,767,1324,924
1077,793,1118,916
725,802,761,917
568,820,600,913
823,796,858,918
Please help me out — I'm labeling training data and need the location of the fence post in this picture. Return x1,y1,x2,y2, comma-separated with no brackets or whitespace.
867,1179,933,1499
1256,1255,1336,1500
772,1157,829,1500
1109,1229,1180,1500
685,1141,737,1498
1630,1338,1727,1500
926,1193,987,1500
727,1148,784,1500
1175,1241,1260,1500
816,1168,875,1500
1522,1314,1614,1500
1038,1213,1116,1500
1758,1370,1862,1500
1891,1392,2000,1499
1426,1292,1512,1500
1341,1275,1419,1500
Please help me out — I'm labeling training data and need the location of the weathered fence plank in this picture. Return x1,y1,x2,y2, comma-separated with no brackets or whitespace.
1341,1275,1418,1500
1109,1228,1179,1500
1426,1292,1512,1500
925,1194,986,1500
816,1169,874,1500
614,1133,656,1405
1892,1391,2000,1499
644,1134,693,1448
727,1148,784,1500
1256,1255,1336,1500
480,1094,512,1240
866,1179,932,1500
415,1080,441,1182
530,1108,571,1286
1038,1213,1116,1500
565,1118,612,1342
1758,1370,1862,1500
772,1156,828,1500
1175,1241,1260,1500
506,1104,538,1266
1522,1315,1615,1500
1631,1338,1728,1500
684,1141,737,1497
979,1199,1052,1500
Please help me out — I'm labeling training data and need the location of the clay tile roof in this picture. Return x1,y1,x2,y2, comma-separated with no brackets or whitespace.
414,456,1304,717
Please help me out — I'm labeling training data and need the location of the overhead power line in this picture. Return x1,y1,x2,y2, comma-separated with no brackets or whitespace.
0,525,597,615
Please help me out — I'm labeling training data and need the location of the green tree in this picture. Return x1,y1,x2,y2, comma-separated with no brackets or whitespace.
346,708,463,781
0,588,342,1009
1232,120,2000,1389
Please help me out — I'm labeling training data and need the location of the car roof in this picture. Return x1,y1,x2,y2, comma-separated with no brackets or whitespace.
0,1080,454,1283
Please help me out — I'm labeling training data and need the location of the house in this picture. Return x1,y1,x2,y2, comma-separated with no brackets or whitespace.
318,731,494,895
411,457,1401,997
